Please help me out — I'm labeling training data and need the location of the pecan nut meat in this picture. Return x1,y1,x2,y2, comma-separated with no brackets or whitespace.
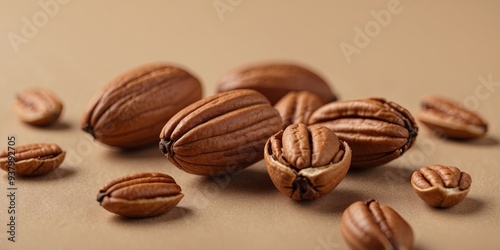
411,164,472,208
264,123,351,200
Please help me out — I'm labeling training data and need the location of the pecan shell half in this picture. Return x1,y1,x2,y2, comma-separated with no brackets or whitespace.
264,123,351,200
411,164,472,208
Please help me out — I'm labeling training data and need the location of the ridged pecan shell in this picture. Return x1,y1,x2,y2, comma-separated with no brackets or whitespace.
0,143,65,175
417,95,488,139
341,200,414,250
97,172,183,218
216,62,337,105
411,164,472,208
274,91,325,129
264,123,351,200
159,89,282,176
81,63,202,149
14,88,63,126
309,97,418,168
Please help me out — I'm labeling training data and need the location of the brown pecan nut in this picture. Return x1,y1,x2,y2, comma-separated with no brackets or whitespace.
216,62,337,105
0,143,65,176
411,164,471,208
274,91,325,129
81,63,202,149
97,172,183,218
309,97,418,168
341,200,414,250
264,123,351,200
417,95,488,139
159,89,282,176
14,88,63,126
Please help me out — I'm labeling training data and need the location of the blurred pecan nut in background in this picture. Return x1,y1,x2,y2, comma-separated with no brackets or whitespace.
274,91,325,129
216,62,337,105
417,95,488,139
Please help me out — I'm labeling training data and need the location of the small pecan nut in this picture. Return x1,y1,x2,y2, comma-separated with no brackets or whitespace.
81,63,202,149
159,89,282,176
309,97,418,168
274,91,325,129
97,172,184,218
14,88,63,126
216,62,337,105
341,200,414,250
0,143,65,175
417,95,488,139
411,164,472,208
264,123,351,200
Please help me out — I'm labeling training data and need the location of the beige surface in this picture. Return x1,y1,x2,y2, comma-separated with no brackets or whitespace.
1,1,500,249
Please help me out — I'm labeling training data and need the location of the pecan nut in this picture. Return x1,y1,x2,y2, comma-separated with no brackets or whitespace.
159,89,282,176
0,143,65,176
274,91,325,129
264,123,351,200
81,63,202,149
309,97,418,168
14,88,63,126
411,164,472,208
417,95,488,139
341,199,414,250
97,172,183,218
216,62,337,105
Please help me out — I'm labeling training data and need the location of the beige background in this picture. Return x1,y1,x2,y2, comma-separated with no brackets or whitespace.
1,1,500,249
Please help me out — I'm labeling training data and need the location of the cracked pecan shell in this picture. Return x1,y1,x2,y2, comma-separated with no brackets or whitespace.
264,123,351,200
159,89,282,176
411,164,472,208
81,63,202,149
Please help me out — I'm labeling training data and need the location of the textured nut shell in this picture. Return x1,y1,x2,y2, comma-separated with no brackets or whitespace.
159,89,282,176
417,95,488,139
97,172,183,218
81,63,202,149
411,165,472,208
274,91,325,129
341,200,414,250
0,143,65,175
309,97,418,168
14,88,63,126
264,128,351,200
216,63,337,105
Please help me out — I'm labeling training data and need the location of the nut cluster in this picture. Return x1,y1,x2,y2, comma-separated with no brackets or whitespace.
7,61,489,249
